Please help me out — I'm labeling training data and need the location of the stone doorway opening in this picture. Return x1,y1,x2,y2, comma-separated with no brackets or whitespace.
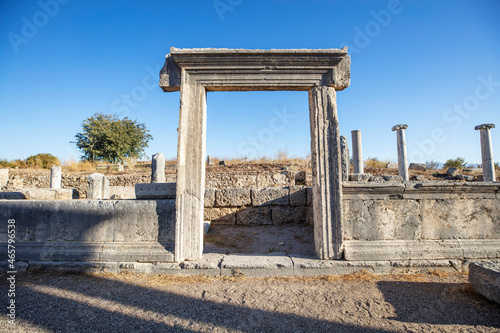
202,91,315,256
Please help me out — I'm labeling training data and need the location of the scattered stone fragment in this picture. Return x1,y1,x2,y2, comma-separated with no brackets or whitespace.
219,160,226,166
469,261,500,304
409,163,427,171
382,175,404,182
447,168,459,177
456,174,474,181
385,163,398,169
207,155,215,166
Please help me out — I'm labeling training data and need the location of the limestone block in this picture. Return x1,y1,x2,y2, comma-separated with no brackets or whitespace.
409,163,427,171
383,175,404,182
256,173,293,188
420,199,500,240
206,155,215,166
289,185,307,206
271,206,308,224
412,175,425,182
0,169,9,188
151,153,166,183
457,174,474,181
469,261,500,304
221,255,293,277
87,173,109,200
109,186,136,199
236,207,272,225
204,188,216,207
306,187,312,206
350,173,371,182
23,188,73,200
343,199,421,241
369,175,385,183
386,163,398,169
135,183,176,199
215,188,251,207
251,187,289,206
203,207,238,224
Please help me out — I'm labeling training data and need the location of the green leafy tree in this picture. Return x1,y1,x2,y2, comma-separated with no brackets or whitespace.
74,113,153,163
443,157,467,170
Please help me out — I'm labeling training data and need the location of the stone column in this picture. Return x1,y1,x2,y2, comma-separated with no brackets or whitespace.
309,86,343,260
392,124,409,181
475,124,496,182
340,136,350,182
87,173,109,199
50,166,62,189
351,130,363,174
151,153,166,183
175,70,207,262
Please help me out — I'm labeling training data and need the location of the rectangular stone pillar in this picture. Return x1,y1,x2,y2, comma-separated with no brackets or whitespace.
50,166,62,189
175,70,207,262
309,86,343,260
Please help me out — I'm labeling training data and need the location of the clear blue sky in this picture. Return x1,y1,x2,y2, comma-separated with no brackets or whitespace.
1,0,499,165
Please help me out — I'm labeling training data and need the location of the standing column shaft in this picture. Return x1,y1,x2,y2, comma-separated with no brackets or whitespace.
309,86,343,260
50,166,61,189
175,70,207,262
475,124,496,182
151,152,166,183
340,136,350,182
351,130,363,174
392,124,409,181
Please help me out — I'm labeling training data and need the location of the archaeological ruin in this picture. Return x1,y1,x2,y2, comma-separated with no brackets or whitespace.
0,48,499,276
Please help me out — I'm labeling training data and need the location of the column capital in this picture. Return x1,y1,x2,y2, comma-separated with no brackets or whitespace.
475,124,495,130
392,124,408,131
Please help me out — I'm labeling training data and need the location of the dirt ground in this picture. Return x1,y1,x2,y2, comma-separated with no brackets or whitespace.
1,270,499,332
204,224,315,256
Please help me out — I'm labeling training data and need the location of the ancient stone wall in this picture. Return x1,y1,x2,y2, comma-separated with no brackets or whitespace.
203,186,312,225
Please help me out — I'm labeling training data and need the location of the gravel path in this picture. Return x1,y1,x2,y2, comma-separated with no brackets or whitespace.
1,270,499,332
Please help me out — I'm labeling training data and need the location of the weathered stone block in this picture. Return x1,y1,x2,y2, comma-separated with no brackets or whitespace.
215,188,251,207
469,261,500,304
236,207,272,225
383,175,404,182
151,153,166,183
135,183,176,199
289,185,307,206
306,187,312,206
87,173,109,200
204,207,238,224
0,169,8,189
221,255,293,277
251,187,289,206
271,206,308,224
23,188,73,200
386,163,398,169
409,163,427,171
109,186,136,199
204,188,216,207
350,173,370,182
447,167,459,177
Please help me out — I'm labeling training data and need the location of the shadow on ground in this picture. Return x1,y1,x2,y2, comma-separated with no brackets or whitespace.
1,272,499,332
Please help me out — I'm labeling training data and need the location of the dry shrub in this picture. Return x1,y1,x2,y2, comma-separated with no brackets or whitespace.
365,157,389,169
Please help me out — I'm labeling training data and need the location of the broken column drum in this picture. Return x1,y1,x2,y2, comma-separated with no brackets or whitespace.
475,124,496,182
160,48,351,261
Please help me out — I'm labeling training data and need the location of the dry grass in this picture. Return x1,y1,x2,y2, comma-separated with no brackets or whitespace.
62,159,96,172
